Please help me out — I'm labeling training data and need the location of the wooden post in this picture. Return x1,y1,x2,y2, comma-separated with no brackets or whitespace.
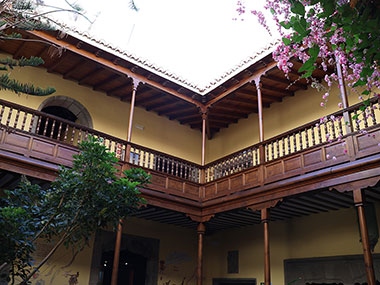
254,77,264,143
335,55,352,134
127,78,140,142
261,208,271,285
111,221,123,285
111,78,140,285
200,110,207,183
197,223,206,285
353,189,376,285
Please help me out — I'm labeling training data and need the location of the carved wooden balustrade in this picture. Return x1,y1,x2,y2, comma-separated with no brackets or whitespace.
0,98,380,212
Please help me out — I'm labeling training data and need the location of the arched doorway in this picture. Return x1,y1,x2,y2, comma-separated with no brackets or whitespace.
38,96,93,128
101,249,147,285
37,96,93,141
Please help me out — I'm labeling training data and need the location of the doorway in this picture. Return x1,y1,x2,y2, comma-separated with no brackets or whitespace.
101,249,147,285
212,278,256,285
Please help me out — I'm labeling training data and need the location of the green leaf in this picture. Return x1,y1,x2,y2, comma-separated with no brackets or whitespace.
280,21,292,29
309,46,320,59
291,1,305,16
282,37,292,46
298,58,315,73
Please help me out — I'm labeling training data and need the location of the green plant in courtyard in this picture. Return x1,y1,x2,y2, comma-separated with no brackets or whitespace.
0,136,150,284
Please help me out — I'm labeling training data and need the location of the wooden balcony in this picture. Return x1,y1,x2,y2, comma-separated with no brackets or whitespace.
0,98,380,220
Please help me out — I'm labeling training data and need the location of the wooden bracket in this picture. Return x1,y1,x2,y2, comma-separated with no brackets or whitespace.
187,214,214,223
330,177,380,193
197,222,206,234
131,77,141,91
247,198,282,212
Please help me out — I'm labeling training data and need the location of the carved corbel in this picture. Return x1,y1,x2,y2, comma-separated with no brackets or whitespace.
246,198,282,212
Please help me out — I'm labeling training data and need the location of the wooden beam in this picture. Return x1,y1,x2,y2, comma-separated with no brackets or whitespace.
179,114,201,124
107,83,132,96
147,99,178,112
63,59,86,79
234,90,281,103
47,52,69,73
262,73,308,90
158,104,191,116
78,67,104,85
205,61,278,107
213,104,257,114
93,74,120,91
28,31,203,108
209,111,247,119
261,85,294,96
14,41,27,59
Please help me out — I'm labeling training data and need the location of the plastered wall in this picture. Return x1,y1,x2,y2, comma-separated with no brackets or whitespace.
0,56,202,163
29,217,198,285
206,84,361,163
203,203,380,285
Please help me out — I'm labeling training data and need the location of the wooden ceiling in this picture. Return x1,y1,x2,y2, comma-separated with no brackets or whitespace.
0,30,330,138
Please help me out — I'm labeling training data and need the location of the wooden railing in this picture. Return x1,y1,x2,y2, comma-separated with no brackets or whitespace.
205,97,380,182
0,99,201,183
0,97,379,185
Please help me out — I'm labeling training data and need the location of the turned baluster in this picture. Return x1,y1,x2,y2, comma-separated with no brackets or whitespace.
287,135,290,155
305,129,309,148
14,109,20,128
21,112,27,131
6,107,13,127
281,137,285,157
338,117,343,137
317,124,322,144
42,118,49,137
50,120,56,138
146,152,151,169
354,110,360,131
311,126,315,146
298,130,303,150
55,122,62,140
276,140,280,158
331,120,336,139
63,124,69,141
70,127,76,144
28,114,35,132
363,108,369,129
0,105,5,123
370,103,377,125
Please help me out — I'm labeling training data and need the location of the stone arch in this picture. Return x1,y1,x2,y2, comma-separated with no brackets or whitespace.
38,96,93,128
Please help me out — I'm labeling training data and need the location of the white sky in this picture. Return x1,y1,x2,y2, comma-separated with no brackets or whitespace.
43,0,280,89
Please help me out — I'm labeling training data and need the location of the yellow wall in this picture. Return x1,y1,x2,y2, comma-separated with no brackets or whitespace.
203,203,380,285
206,84,361,163
30,217,198,285
0,58,202,163
0,53,368,165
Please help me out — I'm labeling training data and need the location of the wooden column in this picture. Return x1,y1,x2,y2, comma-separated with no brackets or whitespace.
354,189,376,285
200,110,207,183
111,221,123,285
335,55,352,134
127,78,141,142
254,77,264,143
261,208,271,285
197,223,206,285
111,78,140,285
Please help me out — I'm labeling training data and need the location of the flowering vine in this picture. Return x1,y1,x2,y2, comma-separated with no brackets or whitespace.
237,0,380,152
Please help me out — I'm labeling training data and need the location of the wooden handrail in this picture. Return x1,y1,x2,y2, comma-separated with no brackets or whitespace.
0,96,378,183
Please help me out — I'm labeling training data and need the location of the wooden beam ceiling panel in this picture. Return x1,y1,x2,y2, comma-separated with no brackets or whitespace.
28,31,203,108
93,74,121,91
78,67,104,85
